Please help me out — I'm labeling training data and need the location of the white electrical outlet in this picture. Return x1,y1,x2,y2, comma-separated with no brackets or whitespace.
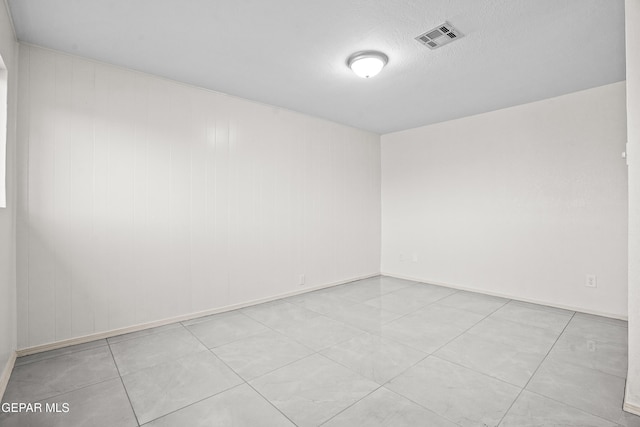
585,274,597,288
587,340,597,352
399,253,406,262
412,253,418,263
299,274,306,286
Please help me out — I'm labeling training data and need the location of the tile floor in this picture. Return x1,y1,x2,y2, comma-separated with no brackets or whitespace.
1,275,639,426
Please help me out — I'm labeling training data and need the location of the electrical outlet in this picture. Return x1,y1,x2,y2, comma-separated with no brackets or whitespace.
587,340,597,352
412,253,418,263
299,274,306,286
585,274,597,288
399,253,406,262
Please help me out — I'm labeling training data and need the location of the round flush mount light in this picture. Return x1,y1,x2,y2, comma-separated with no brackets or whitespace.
347,51,388,78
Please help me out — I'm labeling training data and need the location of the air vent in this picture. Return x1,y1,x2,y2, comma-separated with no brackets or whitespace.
415,22,464,50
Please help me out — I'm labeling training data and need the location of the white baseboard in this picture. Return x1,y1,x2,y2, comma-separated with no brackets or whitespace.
624,383,640,416
0,351,17,401
624,400,640,416
16,273,380,357
381,272,628,321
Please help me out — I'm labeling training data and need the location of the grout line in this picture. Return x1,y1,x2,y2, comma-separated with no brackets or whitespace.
372,290,460,323
8,278,633,427
135,383,247,426
495,312,576,426
105,323,185,346
427,354,525,389
181,315,276,350
330,300,518,427
314,333,430,384
524,388,626,426
179,294,406,425
107,327,256,425
239,306,367,352
317,384,384,426
308,347,440,425
375,376,465,427
427,299,510,356
106,341,141,427
244,381,301,427
13,339,109,367
372,295,509,357
108,328,212,376
201,327,324,382
181,321,300,426
288,284,462,336
516,356,634,424
22,376,121,408
232,282,512,403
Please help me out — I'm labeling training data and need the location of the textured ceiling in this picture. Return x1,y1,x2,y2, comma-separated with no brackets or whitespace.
7,0,626,134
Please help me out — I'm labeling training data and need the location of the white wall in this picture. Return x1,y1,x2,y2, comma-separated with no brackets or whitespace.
0,0,18,394
16,44,381,349
382,82,628,318
625,0,640,414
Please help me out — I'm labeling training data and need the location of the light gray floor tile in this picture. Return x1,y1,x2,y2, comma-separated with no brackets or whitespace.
184,312,268,348
212,330,314,380
387,356,521,427
437,291,508,315
318,276,418,302
527,358,630,424
619,411,640,427
321,333,426,384
144,383,294,427
491,301,572,334
181,310,239,327
122,350,242,425
435,332,547,387
321,303,402,334
362,291,435,315
466,317,560,354
573,312,627,328
0,378,137,427
412,303,487,329
363,276,419,292
4,278,636,427
241,300,320,330
107,323,184,344
383,285,457,307
500,390,619,427
547,330,627,378
508,300,575,316
563,315,628,345
286,292,357,316
110,328,207,375
250,354,379,427
14,339,108,367
274,315,364,351
316,281,391,303
3,346,119,402
379,305,485,354
323,387,458,427
379,320,464,354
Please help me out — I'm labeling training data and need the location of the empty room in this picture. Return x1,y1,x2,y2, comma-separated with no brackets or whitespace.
1,0,640,426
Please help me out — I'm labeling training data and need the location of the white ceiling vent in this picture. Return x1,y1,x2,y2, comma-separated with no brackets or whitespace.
415,22,464,50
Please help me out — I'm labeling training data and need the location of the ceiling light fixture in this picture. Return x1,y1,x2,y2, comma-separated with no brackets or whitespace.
347,51,388,79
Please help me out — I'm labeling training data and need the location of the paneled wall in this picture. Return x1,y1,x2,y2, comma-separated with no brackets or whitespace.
625,0,640,413
17,45,381,349
382,82,628,318
0,0,18,389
